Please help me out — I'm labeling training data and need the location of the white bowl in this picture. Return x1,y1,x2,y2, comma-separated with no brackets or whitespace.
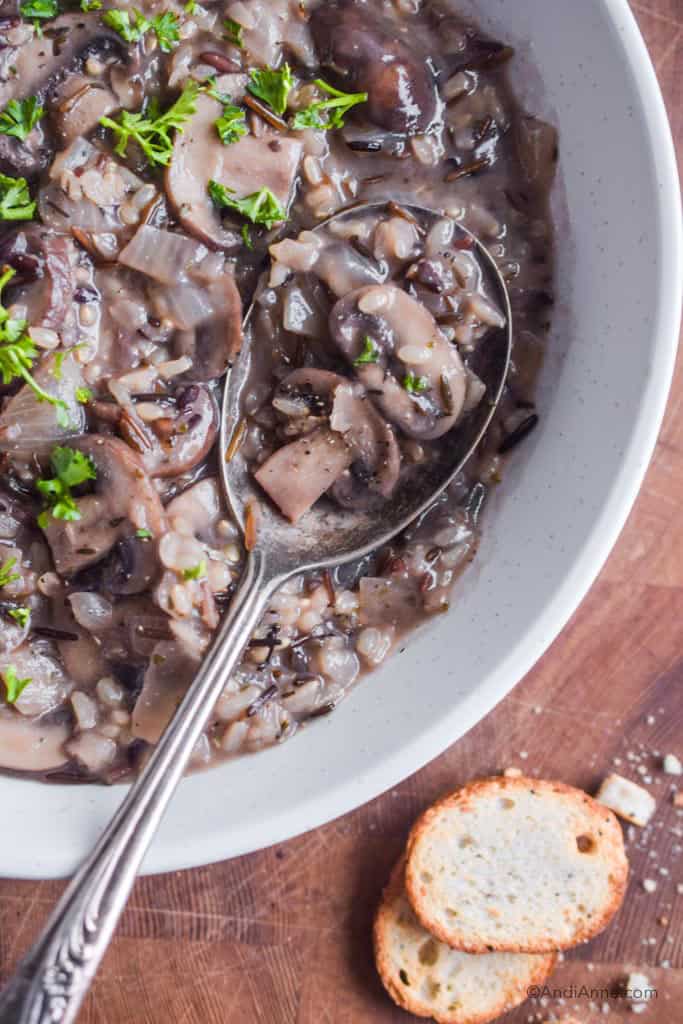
4,0,681,878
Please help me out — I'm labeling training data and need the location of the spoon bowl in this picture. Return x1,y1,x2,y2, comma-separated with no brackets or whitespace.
221,200,512,577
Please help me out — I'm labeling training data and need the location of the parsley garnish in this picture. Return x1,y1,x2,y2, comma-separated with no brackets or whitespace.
0,97,44,142
184,0,198,12
241,224,253,249
403,372,430,394
0,266,68,420
37,446,97,529
2,665,31,704
8,606,30,627
102,8,150,44
0,557,20,589
182,559,207,581
0,173,35,221
80,0,101,10
291,79,367,131
150,11,180,52
208,181,286,229
248,63,293,116
100,81,199,167
224,17,243,47
215,104,247,146
19,0,58,20
75,387,92,404
353,336,379,366
135,528,152,539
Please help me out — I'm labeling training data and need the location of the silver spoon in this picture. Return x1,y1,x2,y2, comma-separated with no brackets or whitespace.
0,201,511,1024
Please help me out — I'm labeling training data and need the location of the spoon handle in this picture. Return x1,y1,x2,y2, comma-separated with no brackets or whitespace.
0,549,279,1024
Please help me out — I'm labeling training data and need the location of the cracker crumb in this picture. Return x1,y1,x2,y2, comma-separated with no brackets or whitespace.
663,754,682,776
642,878,657,893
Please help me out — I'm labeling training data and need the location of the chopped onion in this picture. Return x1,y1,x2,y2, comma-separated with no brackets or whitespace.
152,283,215,330
68,592,114,633
0,352,87,457
120,225,208,286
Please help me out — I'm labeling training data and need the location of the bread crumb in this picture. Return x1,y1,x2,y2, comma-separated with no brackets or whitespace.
642,878,657,893
663,754,682,775
595,773,656,827
503,766,522,778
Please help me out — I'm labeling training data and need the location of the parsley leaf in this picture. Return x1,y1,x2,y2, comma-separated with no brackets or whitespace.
353,336,379,366
80,0,102,10
151,11,180,52
19,0,58,20
224,17,243,47
0,557,20,589
75,387,92,404
0,266,68,419
290,79,367,132
403,372,430,394
0,97,44,142
8,606,30,627
100,81,199,167
182,559,207,581
248,63,293,116
215,103,247,146
184,0,198,12
102,8,150,44
241,223,253,249
135,528,152,539
2,665,31,704
208,181,287,229
0,173,35,221
36,446,96,527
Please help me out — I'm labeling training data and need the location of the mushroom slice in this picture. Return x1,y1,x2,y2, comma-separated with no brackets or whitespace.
329,382,401,504
310,0,439,135
132,640,199,744
41,436,165,577
173,271,243,378
166,91,301,249
329,284,468,441
0,711,69,772
138,384,219,479
254,427,354,523
53,78,118,148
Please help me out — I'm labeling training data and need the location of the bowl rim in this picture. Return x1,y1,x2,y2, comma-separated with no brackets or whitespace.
3,0,682,879
140,0,683,875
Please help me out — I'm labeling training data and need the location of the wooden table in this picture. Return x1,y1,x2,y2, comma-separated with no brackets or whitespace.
1,3,681,1021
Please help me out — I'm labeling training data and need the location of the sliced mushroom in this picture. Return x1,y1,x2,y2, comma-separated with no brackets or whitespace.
41,436,165,577
131,639,199,744
137,384,219,478
102,535,161,597
254,427,354,522
329,284,468,440
166,90,301,249
53,78,119,148
310,0,439,136
329,382,401,504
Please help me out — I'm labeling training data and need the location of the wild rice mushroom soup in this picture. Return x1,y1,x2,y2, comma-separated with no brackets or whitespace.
0,0,555,781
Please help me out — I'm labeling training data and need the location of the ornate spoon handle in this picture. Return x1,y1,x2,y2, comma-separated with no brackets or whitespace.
0,550,279,1024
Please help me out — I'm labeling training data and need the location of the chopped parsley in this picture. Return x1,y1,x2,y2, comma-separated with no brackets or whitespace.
0,173,35,221
184,0,198,12
0,97,44,142
0,557,20,589
182,559,207,581
19,0,58,21
224,16,243,47
248,63,294,116
2,665,31,704
208,181,286,229
241,224,253,249
291,79,367,131
135,528,152,539
100,81,199,167
403,372,430,394
36,446,97,529
102,8,150,44
215,103,247,146
353,336,379,366
0,266,69,421
75,386,92,404
8,606,30,627
150,11,180,52
80,0,102,10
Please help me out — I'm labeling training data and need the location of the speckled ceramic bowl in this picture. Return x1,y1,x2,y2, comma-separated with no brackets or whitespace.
3,0,682,878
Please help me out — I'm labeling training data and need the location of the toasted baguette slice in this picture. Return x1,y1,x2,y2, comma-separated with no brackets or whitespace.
405,777,628,953
374,859,556,1024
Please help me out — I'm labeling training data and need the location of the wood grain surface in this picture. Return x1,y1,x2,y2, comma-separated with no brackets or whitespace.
1,3,682,1022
